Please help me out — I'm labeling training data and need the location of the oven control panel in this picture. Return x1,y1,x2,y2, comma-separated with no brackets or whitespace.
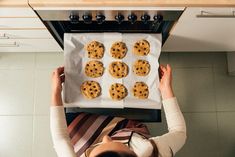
69,11,164,24
36,9,183,24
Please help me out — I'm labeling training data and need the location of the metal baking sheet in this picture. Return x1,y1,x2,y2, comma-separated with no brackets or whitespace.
63,33,162,109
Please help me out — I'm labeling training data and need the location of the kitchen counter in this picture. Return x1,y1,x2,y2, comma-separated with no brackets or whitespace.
0,0,28,7
29,0,235,7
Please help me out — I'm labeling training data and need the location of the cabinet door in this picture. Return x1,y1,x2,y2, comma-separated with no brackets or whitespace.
0,39,62,52
0,7,36,17
162,7,235,52
0,18,45,29
0,30,53,39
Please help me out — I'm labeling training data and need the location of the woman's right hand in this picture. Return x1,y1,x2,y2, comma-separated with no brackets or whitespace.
51,66,65,106
158,64,174,100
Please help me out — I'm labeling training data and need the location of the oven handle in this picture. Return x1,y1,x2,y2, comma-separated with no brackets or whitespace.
0,42,19,47
196,10,235,18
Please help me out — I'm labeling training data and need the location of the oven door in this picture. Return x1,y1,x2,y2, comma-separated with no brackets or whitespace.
34,8,183,122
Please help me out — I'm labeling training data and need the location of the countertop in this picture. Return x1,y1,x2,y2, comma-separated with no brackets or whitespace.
0,0,29,7
29,0,235,8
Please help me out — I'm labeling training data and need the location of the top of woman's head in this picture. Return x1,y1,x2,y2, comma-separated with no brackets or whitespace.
95,151,137,157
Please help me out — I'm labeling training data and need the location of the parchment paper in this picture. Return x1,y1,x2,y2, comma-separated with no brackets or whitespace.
63,33,162,109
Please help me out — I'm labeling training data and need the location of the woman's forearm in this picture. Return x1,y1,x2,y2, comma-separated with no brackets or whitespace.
161,87,175,100
51,92,63,106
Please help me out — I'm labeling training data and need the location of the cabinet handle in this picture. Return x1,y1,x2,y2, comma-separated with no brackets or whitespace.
197,11,235,18
0,42,19,47
0,33,10,39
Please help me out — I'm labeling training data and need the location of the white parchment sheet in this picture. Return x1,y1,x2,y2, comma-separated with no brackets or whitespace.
63,33,162,109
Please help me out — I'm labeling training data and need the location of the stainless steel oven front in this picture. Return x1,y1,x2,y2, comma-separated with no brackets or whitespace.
34,7,184,49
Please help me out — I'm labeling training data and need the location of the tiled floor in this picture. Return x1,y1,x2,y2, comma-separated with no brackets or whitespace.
0,52,235,157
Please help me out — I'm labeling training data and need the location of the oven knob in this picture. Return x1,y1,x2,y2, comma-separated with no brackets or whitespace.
115,14,124,24
141,14,150,24
69,14,79,24
128,14,137,24
96,14,105,24
82,14,92,24
153,14,163,23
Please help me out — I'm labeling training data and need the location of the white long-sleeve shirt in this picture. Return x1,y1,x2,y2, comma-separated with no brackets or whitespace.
50,97,186,157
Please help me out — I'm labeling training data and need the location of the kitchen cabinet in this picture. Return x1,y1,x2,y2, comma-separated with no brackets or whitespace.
0,7,62,52
0,39,61,52
162,7,235,52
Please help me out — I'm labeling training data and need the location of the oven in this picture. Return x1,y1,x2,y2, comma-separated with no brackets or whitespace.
34,7,184,122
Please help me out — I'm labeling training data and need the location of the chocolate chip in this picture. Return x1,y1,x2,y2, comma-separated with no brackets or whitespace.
113,48,115,51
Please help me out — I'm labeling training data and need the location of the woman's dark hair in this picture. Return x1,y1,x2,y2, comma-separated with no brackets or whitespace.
95,151,137,157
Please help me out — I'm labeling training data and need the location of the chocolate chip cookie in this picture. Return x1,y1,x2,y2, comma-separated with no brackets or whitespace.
109,83,128,100
133,40,150,56
133,59,150,76
85,41,104,59
110,42,127,59
132,82,149,99
109,61,128,78
80,81,101,99
85,60,104,78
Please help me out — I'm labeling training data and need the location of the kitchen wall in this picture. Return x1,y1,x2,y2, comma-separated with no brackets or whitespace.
0,52,234,157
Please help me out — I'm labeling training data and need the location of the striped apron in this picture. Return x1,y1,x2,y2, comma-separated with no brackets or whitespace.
67,112,158,157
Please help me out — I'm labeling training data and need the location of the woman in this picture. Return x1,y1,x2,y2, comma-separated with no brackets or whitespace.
50,64,186,157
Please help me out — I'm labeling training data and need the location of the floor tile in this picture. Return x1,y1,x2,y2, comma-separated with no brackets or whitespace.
173,68,216,112
169,52,213,68
212,52,227,69
35,52,64,69
145,111,168,137
214,68,235,111
159,52,169,65
32,116,57,157
0,70,34,115
34,69,53,115
0,116,33,157
0,52,35,69
176,113,219,157
217,112,235,157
